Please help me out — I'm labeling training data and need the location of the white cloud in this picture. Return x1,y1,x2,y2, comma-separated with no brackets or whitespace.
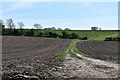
2,2,34,14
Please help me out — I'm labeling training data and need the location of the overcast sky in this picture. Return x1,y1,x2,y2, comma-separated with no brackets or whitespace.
1,1,118,30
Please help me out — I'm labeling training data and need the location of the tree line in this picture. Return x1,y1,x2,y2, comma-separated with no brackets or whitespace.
0,19,88,40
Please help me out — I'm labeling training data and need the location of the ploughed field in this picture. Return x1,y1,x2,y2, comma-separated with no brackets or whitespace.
2,36,70,79
3,36,70,59
76,41,119,63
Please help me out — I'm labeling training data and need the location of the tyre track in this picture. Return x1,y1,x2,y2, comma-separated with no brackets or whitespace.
53,40,118,78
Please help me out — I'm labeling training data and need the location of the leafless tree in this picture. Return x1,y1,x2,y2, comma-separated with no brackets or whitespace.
6,19,15,34
11,22,16,29
6,19,14,29
0,20,4,34
33,23,42,36
33,23,42,30
0,20,4,26
18,22,24,29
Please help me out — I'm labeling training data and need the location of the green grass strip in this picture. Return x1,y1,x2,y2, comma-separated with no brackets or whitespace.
56,39,78,60
56,39,90,60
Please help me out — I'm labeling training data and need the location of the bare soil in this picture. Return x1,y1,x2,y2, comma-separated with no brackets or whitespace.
2,37,119,80
52,54,119,79
52,41,119,79
2,36,70,80
76,41,119,63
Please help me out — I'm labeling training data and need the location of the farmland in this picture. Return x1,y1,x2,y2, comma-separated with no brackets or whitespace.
50,39,119,78
2,36,70,59
2,36,70,79
2,30,119,79
76,41,119,63
1,2,119,79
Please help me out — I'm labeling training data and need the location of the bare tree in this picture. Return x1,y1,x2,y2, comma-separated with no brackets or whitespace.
6,19,14,28
0,20,4,29
18,22,24,35
0,20,4,26
6,19,15,34
33,23,42,36
33,23,42,29
11,22,16,29
0,20,5,34
18,22,24,29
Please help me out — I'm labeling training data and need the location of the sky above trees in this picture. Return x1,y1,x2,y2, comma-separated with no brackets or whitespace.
1,1,118,30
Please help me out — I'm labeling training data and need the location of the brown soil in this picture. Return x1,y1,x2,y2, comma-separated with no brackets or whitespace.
2,36,70,80
52,54,119,79
76,41,119,63
2,37,119,80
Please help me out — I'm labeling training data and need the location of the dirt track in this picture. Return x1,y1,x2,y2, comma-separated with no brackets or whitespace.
52,54,118,78
52,41,119,79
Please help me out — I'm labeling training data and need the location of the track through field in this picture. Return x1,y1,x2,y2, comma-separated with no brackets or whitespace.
52,40,119,78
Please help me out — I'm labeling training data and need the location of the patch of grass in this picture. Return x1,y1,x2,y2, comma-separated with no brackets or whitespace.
69,39,78,58
56,39,78,60
56,48,68,61
56,39,89,60
56,40,72,60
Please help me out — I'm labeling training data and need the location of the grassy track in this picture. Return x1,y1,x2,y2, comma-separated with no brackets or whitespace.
56,39,88,60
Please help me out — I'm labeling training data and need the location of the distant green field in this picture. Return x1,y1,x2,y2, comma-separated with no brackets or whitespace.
40,30,119,40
